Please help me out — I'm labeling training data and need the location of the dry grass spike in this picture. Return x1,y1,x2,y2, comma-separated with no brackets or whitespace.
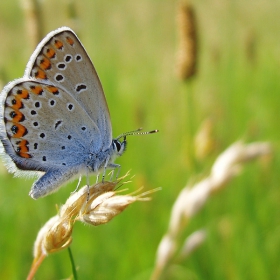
176,1,198,80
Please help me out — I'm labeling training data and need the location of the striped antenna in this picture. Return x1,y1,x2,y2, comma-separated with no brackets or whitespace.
116,128,159,140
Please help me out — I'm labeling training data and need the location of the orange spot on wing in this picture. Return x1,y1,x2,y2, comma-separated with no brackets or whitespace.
17,89,29,99
34,69,47,79
11,110,24,122
46,48,56,59
18,152,32,158
47,86,59,95
11,123,28,138
54,40,63,49
40,58,51,70
66,36,74,46
19,139,29,152
11,97,23,110
30,85,43,95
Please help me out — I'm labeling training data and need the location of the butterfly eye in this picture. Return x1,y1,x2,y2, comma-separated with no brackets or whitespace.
113,140,122,152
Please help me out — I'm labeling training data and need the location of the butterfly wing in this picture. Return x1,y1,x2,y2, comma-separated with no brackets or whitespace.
25,27,112,150
0,78,102,175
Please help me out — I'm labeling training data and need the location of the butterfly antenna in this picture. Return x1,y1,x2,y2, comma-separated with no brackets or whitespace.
116,128,159,140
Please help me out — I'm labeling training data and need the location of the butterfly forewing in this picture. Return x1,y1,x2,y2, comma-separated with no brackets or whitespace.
25,27,112,150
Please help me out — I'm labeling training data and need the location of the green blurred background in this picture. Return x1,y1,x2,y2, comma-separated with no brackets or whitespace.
0,0,280,279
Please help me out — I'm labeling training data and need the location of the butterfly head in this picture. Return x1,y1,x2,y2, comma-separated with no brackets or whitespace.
112,136,127,157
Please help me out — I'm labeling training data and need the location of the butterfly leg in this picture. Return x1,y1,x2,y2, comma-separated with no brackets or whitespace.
29,167,79,199
102,159,109,183
102,166,107,183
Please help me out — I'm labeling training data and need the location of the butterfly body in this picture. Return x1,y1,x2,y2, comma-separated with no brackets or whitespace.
0,27,128,199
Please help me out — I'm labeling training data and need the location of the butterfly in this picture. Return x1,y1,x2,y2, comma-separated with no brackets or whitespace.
0,27,158,199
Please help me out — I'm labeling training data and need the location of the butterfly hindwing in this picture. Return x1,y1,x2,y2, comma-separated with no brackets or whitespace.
0,78,102,172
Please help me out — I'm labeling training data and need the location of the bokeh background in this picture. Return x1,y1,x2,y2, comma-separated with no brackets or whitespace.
0,0,280,279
